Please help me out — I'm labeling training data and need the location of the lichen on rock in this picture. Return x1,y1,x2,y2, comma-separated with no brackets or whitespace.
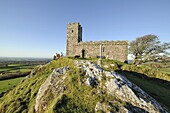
35,66,69,112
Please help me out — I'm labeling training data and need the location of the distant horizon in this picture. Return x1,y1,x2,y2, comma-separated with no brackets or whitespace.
0,55,134,61
0,0,169,58
0,56,52,59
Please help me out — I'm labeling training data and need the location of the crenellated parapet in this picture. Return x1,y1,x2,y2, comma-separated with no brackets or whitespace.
77,40,128,45
68,22,80,27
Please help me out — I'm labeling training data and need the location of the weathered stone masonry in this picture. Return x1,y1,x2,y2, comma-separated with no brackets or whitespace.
66,22,128,62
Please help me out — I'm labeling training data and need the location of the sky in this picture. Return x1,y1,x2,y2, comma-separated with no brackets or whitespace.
0,0,170,58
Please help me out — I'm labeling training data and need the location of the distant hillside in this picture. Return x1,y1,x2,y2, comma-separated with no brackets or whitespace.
0,58,168,113
0,57,51,64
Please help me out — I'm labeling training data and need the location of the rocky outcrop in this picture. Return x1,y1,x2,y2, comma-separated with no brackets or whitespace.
75,61,103,86
35,66,69,112
105,72,166,113
34,60,167,113
94,101,131,113
75,60,168,113
1,58,168,113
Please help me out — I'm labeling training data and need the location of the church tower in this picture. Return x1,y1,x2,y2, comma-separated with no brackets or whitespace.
66,22,82,56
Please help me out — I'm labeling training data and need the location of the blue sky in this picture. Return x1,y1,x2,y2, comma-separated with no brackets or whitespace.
0,0,170,58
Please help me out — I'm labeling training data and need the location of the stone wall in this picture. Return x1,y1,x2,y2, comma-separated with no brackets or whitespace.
66,22,128,62
74,41,128,62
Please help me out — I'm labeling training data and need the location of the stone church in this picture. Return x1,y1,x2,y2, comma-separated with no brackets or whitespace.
66,22,128,62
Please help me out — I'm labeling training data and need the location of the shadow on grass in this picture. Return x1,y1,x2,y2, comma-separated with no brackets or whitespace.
116,70,170,88
115,70,170,111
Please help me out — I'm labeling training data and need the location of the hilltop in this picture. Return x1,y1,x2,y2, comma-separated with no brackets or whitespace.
0,58,169,113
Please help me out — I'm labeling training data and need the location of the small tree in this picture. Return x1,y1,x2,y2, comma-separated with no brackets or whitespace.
129,34,170,65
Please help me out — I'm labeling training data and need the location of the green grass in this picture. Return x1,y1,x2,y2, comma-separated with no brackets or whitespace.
121,64,170,82
141,62,170,74
0,64,36,73
0,58,125,113
0,58,169,112
9,68,32,73
0,64,35,80
46,67,124,113
94,59,170,111
102,59,126,66
160,68,170,74
0,58,75,113
118,71,170,111
0,77,24,94
56,68,98,112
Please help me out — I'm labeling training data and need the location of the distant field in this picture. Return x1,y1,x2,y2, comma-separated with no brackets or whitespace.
0,64,36,73
0,57,51,94
0,77,24,94
0,64,35,80
0,57,51,74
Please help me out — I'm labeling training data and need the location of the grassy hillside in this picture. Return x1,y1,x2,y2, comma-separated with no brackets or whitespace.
100,59,170,111
0,57,169,112
121,64,170,82
117,70,170,111
0,58,126,113
47,68,125,113
0,58,74,113
0,77,24,94
97,59,170,111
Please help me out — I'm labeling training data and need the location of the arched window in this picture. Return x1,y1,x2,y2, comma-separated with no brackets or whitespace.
72,30,74,33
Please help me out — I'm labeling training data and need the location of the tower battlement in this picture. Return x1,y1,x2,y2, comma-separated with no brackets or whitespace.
68,22,80,26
